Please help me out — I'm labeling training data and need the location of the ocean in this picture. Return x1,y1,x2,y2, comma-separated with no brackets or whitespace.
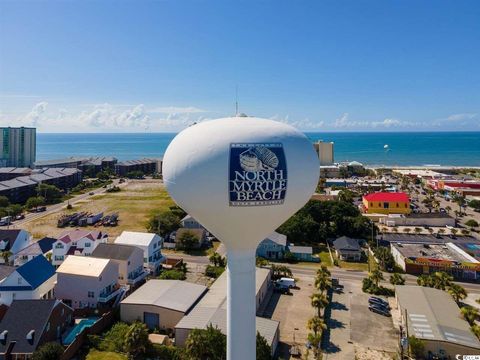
36,132,480,167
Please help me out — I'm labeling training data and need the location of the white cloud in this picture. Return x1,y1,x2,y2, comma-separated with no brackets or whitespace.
445,113,477,121
25,102,48,126
270,114,324,130
149,106,207,114
334,113,349,128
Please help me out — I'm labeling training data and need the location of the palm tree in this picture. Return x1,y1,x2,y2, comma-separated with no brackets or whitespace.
369,269,384,287
124,322,150,359
1,250,12,265
461,306,479,326
403,228,411,234
314,272,332,294
438,228,446,236
307,316,327,336
471,324,480,340
448,283,467,303
445,205,452,214
451,228,458,237
389,273,405,286
417,274,433,287
311,292,329,318
307,332,322,359
432,272,453,290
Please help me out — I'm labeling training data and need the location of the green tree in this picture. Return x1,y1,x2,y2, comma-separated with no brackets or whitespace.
0,196,9,208
37,184,62,204
0,250,12,265
307,316,327,336
471,324,480,340
432,271,453,290
256,332,272,360
26,196,45,210
408,336,425,359
271,264,292,279
469,200,480,211
6,204,23,217
124,322,150,359
311,292,329,318
307,332,322,359
369,269,384,287
448,283,467,303
126,170,144,179
374,247,395,271
147,211,181,238
185,324,226,360
314,270,332,295
389,273,405,286
99,322,129,352
461,306,479,326
417,274,434,287
466,219,479,228
32,342,65,360
159,269,186,280
177,230,200,250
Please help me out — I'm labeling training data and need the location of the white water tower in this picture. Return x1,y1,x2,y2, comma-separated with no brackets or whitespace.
163,116,319,360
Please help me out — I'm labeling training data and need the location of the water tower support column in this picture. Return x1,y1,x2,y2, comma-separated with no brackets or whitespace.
227,249,256,360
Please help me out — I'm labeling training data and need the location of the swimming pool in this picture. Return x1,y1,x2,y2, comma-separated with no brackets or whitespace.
63,318,98,345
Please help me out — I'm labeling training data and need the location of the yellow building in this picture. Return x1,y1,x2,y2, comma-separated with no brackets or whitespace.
362,192,410,214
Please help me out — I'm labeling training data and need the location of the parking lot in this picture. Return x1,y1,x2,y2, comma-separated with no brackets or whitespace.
323,281,398,360
263,275,315,359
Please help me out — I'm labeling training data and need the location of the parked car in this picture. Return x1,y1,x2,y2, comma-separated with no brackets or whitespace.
369,296,389,308
15,214,25,220
275,277,296,289
369,304,391,317
89,192,95,195
36,206,47,212
274,283,291,295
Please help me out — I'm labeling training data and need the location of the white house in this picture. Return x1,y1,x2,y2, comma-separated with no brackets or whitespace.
0,230,32,263
55,255,120,309
0,255,56,305
52,229,108,266
114,231,165,273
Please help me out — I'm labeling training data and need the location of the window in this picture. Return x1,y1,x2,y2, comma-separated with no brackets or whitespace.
383,202,389,208
84,242,91,247
396,203,399,207
87,291,95,298
55,243,64,249
17,277,22,285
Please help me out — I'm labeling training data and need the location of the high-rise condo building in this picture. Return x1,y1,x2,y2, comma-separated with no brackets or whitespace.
313,140,334,165
0,127,36,168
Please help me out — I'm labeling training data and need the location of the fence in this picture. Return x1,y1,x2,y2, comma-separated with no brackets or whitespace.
61,311,115,360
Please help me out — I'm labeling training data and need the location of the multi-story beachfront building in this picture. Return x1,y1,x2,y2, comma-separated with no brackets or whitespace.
0,127,36,168
313,140,334,166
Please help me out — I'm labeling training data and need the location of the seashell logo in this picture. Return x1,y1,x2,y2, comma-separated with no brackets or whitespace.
229,143,288,206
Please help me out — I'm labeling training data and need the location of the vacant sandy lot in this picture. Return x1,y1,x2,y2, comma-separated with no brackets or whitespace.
23,179,175,239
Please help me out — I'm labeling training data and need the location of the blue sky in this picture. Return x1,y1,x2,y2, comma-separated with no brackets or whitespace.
0,0,479,132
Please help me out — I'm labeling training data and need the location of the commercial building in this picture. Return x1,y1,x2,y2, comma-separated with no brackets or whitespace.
0,167,82,204
379,213,456,228
0,127,36,168
319,165,341,178
91,243,147,286
313,140,334,166
114,158,160,176
362,192,410,214
34,156,117,172
175,268,279,356
0,299,73,359
0,255,56,306
395,286,480,358
114,231,165,273
55,255,120,309
391,242,480,281
120,280,207,330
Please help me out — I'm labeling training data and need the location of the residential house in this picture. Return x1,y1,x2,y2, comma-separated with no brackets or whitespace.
115,231,165,273
0,255,56,306
91,243,147,286
0,299,73,359
0,230,32,264
256,232,287,260
52,229,108,266
287,245,316,262
175,228,208,249
333,236,363,261
55,255,120,309
14,237,56,266
362,192,410,215
181,215,205,230
120,280,207,330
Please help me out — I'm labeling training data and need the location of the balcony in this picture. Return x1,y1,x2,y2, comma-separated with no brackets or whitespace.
127,270,149,285
98,286,123,303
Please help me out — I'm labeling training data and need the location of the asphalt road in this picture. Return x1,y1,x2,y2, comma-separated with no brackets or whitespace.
177,253,480,294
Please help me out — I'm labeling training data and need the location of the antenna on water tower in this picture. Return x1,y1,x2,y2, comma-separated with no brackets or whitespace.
235,85,239,116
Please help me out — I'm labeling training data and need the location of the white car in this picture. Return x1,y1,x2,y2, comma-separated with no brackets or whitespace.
275,277,296,289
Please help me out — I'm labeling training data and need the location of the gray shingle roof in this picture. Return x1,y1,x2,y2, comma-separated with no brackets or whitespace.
333,236,361,251
91,243,139,261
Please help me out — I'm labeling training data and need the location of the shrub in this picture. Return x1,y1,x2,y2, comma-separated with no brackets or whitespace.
159,269,186,280
205,265,225,279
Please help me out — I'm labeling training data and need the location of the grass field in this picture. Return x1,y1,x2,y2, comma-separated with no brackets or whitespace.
23,180,175,239
86,350,127,360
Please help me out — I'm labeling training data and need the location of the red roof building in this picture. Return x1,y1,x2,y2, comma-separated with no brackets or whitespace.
362,192,410,214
